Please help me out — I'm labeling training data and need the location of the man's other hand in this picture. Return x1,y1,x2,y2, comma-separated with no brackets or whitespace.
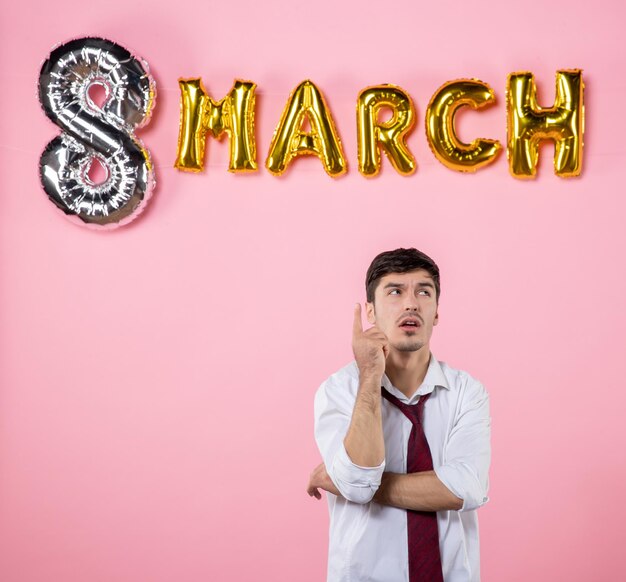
307,462,340,499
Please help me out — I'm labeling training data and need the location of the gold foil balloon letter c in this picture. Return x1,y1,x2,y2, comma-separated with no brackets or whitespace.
506,70,584,179
175,78,257,172
426,79,501,172
357,85,416,177
265,80,347,177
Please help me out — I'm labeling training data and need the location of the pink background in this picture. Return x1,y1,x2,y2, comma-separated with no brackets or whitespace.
1,1,624,580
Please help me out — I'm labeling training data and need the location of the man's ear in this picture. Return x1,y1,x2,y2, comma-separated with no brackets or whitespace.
366,302,376,325
434,310,439,326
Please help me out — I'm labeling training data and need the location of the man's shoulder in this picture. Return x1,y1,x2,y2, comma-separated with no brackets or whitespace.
320,360,360,388
314,360,360,401
436,358,488,397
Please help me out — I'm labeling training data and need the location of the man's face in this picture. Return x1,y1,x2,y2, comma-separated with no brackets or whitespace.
366,269,439,353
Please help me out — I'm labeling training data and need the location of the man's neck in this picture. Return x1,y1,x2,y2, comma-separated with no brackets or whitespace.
385,348,431,399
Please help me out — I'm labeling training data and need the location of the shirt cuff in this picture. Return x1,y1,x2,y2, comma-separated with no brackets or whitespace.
330,442,385,504
434,462,489,512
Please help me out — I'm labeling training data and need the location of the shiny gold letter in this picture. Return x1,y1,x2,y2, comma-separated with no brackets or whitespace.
507,70,584,179
265,80,347,177
357,85,416,177
426,79,501,172
175,78,257,172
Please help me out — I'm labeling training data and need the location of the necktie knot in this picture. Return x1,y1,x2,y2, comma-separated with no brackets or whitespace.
381,386,430,426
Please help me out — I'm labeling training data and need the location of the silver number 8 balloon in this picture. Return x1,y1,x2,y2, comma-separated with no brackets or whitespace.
38,37,156,229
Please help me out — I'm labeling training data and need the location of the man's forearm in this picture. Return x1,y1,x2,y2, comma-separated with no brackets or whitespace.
373,471,464,511
343,374,385,467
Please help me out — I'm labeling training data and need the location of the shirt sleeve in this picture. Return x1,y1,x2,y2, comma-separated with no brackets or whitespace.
314,373,385,504
433,379,491,512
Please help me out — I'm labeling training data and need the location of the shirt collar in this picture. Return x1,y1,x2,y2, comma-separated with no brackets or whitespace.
381,352,450,403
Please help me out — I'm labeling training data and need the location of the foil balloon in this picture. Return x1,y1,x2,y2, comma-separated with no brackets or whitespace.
426,79,501,172
357,85,416,177
38,37,156,229
506,70,584,178
266,80,347,177
175,78,257,172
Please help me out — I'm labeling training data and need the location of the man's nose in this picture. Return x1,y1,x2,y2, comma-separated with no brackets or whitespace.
404,295,420,310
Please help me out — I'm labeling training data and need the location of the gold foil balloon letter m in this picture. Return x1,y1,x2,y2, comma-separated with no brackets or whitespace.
175,79,257,172
506,70,584,179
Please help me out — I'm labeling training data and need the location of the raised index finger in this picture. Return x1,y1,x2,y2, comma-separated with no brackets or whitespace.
353,303,363,336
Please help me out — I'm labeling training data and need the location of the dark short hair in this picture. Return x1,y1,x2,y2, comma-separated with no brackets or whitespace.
365,248,441,303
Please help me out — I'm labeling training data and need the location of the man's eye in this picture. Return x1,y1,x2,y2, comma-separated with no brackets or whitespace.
389,289,400,295
418,290,430,296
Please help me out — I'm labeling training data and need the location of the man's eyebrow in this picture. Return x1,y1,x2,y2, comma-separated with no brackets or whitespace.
383,281,435,289
383,282,405,289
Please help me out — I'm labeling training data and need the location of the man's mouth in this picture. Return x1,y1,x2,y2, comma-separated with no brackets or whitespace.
399,318,422,330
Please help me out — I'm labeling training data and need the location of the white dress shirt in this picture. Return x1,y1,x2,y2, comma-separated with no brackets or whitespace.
314,353,491,582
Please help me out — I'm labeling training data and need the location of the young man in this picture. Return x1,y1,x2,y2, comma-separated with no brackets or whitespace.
307,248,491,582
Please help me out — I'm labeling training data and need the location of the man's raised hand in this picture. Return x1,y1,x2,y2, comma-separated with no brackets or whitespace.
352,303,389,382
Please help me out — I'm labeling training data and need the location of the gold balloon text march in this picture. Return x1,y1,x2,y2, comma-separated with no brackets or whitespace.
175,72,584,179
38,38,585,230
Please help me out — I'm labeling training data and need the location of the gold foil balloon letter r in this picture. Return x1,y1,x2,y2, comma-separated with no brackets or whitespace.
357,85,417,177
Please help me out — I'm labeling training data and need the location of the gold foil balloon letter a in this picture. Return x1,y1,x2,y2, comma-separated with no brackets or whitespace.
357,85,416,177
175,79,257,172
426,79,501,172
507,70,584,179
266,80,347,177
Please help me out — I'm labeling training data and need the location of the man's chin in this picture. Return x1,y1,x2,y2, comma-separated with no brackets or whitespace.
393,341,424,353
